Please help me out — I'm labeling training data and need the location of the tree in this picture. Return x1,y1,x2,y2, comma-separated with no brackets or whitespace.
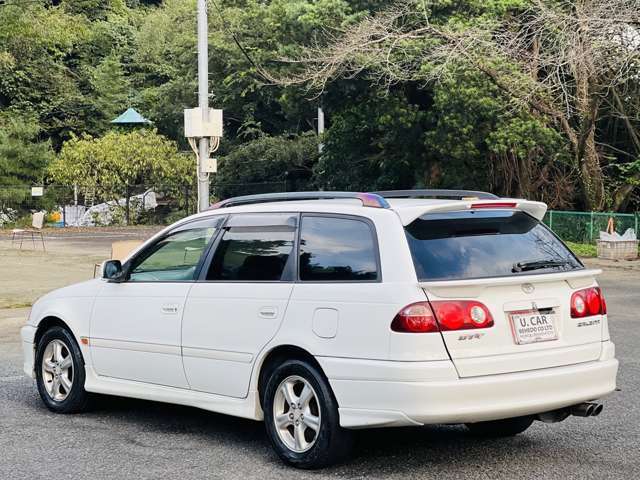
279,0,640,210
0,3,92,147
0,116,53,185
48,129,192,223
315,89,427,191
0,115,53,214
88,53,133,132
215,132,318,198
422,64,575,207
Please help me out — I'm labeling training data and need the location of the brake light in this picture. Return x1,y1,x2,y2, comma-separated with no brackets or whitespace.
571,287,606,318
391,302,439,333
391,301,494,333
470,202,518,209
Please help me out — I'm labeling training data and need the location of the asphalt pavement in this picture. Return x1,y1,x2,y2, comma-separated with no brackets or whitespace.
0,268,638,479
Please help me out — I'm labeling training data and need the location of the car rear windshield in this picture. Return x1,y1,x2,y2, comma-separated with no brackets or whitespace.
405,210,583,281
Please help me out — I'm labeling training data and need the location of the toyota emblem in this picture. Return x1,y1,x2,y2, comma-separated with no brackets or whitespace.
522,283,535,294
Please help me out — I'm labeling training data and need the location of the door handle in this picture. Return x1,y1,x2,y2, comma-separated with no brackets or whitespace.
258,306,278,319
161,304,180,314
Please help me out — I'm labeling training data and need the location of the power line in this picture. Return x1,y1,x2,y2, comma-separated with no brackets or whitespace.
208,0,271,81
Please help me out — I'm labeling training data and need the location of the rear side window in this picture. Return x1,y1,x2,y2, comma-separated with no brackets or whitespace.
405,210,582,281
299,216,378,281
206,227,295,281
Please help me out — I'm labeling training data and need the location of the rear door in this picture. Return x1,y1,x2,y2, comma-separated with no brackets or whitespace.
404,209,605,377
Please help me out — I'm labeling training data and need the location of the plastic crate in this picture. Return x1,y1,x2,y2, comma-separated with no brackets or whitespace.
596,240,639,260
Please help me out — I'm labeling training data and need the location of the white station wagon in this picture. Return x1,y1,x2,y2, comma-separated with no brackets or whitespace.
21,190,618,468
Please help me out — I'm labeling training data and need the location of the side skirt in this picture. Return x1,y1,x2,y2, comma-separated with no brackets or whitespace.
84,366,264,421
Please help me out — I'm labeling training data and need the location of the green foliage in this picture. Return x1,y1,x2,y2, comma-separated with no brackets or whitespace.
0,116,53,185
565,242,597,258
88,53,133,132
48,129,192,199
317,90,427,190
0,4,91,145
0,115,53,213
0,0,637,215
422,63,571,197
215,133,318,198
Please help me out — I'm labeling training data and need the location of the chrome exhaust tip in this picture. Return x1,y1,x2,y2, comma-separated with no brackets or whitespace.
570,403,595,417
590,403,604,417
537,402,604,422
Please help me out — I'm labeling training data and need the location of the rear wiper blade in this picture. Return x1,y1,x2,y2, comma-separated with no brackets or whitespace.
512,260,570,273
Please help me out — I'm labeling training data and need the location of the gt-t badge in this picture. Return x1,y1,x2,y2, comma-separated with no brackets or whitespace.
458,333,485,341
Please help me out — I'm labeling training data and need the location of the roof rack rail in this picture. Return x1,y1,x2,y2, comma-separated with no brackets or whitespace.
373,189,498,200
208,191,391,210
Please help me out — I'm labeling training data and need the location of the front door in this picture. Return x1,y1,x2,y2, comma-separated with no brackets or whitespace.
181,213,297,398
90,218,221,388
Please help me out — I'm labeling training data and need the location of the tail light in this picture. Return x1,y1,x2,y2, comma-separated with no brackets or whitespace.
391,302,439,333
391,301,494,333
571,287,606,318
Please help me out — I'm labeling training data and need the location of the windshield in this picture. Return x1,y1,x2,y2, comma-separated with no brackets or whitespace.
405,210,583,281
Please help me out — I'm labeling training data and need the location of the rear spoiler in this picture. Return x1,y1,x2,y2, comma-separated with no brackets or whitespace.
396,199,548,225
419,269,602,297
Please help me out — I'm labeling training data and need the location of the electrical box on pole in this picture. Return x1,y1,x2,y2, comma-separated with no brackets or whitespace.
202,157,218,173
184,108,223,138
184,107,223,179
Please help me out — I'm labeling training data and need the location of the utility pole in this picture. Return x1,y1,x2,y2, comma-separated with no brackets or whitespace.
197,0,210,212
317,105,325,153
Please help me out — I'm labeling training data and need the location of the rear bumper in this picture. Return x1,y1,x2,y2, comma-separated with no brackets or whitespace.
319,341,618,429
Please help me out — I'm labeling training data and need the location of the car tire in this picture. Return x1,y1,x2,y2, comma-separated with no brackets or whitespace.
35,326,91,413
465,415,534,437
263,358,353,469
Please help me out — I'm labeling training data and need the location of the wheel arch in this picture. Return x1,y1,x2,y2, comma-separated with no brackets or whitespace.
256,344,331,409
34,316,75,346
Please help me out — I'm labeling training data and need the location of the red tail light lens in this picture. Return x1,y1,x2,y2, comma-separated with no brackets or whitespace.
470,202,517,209
432,300,494,330
391,301,494,333
391,302,439,333
571,287,606,318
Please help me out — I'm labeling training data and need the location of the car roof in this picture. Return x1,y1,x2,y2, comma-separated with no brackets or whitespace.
182,196,548,227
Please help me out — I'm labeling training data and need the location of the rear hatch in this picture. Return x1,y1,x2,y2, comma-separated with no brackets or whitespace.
404,208,605,378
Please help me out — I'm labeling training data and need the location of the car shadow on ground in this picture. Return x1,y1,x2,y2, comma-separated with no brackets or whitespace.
80,393,544,475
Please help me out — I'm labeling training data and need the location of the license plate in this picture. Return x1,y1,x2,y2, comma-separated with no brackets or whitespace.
509,310,558,345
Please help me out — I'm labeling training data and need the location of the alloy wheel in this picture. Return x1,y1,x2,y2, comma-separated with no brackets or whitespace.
41,339,74,402
272,375,321,453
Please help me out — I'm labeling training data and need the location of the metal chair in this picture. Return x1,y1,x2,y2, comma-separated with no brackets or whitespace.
11,212,46,251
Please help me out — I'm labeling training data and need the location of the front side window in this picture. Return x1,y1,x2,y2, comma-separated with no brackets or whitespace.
299,216,379,281
206,227,295,281
129,226,218,282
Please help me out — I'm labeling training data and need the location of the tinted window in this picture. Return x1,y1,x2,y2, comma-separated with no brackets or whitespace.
129,227,217,282
405,210,582,281
299,216,378,281
206,227,295,281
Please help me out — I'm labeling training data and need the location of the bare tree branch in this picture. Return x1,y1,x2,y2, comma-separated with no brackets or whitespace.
269,0,640,209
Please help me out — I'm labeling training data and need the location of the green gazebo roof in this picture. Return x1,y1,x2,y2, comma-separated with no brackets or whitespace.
110,108,152,125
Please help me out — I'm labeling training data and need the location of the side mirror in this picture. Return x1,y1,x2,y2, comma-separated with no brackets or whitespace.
101,260,124,281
